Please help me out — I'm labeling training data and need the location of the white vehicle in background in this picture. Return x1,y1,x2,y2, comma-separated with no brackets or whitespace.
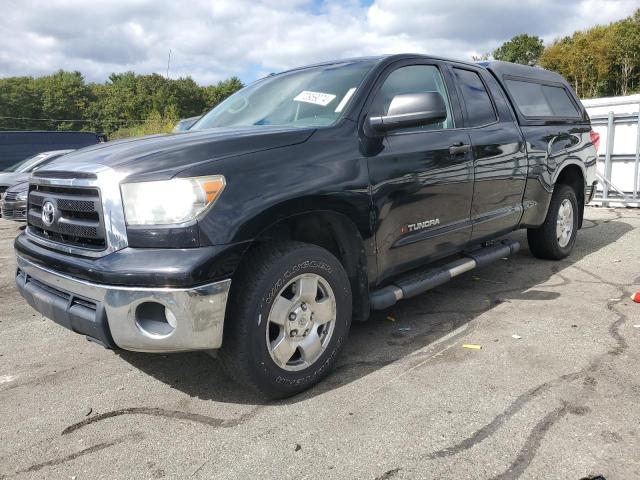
583,94,640,207
0,150,75,199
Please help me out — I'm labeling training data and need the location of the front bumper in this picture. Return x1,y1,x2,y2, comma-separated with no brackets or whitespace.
1,198,27,221
15,255,231,352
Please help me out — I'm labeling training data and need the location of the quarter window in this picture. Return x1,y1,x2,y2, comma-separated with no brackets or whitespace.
375,65,453,132
505,79,580,118
453,68,497,127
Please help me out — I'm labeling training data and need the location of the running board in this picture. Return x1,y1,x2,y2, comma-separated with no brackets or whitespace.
369,239,520,310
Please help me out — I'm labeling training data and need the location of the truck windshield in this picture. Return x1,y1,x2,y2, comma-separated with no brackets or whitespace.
191,61,375,130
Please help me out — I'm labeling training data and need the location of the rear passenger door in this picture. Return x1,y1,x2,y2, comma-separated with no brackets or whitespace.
451,66,527,242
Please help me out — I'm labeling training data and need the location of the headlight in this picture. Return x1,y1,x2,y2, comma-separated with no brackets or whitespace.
16,191,28,202
121,175,225,226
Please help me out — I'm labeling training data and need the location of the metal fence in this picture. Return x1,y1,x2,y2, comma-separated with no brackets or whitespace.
584,96,640,207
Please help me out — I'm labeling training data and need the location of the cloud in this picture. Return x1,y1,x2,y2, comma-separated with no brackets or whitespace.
0,0,636,85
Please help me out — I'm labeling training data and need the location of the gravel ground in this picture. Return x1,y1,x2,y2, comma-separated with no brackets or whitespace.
0,206,639,480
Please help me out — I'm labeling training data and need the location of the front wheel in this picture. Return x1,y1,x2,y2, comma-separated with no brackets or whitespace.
219,241,352,398
527,184,579,260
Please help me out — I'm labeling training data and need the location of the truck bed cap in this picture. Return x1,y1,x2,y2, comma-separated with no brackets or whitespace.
477,60,567,85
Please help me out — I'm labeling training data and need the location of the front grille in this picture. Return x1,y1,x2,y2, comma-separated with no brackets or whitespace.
2,206,27,221
4,191,19,202
27,184,106,250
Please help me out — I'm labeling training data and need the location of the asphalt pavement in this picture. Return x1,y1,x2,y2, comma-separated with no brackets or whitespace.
1,206,639,479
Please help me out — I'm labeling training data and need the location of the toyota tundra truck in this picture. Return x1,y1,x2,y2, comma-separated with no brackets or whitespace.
14,55,598,398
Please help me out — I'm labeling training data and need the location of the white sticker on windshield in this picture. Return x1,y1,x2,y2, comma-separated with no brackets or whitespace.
294,90,336,107
334,87,357,113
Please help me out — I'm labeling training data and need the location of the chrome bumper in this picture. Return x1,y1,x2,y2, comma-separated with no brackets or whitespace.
15,255,231,352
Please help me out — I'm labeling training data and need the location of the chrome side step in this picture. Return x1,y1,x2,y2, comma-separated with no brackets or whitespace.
369,239,520,310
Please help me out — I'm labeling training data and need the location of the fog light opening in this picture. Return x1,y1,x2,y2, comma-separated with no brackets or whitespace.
135,302,176,338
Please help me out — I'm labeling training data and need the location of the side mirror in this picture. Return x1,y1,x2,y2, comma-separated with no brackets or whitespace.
368,92,447,133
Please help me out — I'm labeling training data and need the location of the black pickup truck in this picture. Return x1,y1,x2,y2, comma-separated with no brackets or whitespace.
14,55,597,397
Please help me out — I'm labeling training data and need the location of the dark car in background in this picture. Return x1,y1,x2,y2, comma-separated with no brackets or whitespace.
0,150,74,199
1,182,28,222
0,131,103,171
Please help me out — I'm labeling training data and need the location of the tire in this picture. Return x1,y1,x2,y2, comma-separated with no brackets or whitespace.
219,241,352,398
527,184,579,260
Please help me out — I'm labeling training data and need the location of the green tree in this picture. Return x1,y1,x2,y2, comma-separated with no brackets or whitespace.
539,9,640,98
110,105,180,139
203,77,244,109
168,77,207,117
611,11,640,95
0,76,42,130
493,34,545,66
34,70,91,130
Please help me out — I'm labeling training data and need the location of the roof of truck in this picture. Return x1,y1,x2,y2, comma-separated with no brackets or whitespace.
276,55,564,84
274,54,488,76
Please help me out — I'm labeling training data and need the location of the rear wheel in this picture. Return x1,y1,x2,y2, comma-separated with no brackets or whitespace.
527,184,579,260
219,241,352,398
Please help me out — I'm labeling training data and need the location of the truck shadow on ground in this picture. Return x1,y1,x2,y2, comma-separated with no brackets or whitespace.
117,213,633,405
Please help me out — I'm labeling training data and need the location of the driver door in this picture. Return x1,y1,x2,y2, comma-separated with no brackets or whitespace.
364,60,474,281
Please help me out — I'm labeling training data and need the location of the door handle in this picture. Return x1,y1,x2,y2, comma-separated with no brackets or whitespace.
449,143,471,155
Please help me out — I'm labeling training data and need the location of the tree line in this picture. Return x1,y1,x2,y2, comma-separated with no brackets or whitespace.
0,9,638,138
0,71,243,137
491,9,639,98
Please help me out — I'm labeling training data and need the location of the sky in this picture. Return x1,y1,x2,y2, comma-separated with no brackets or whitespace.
0,0,637,85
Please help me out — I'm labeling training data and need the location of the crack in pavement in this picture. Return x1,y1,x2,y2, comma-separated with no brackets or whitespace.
425,373,582,460
373,467,402,480
490,406,567,480
0,360,102,395
488,404,589,480
62,406,261,436
12,432,144,475
420,263,632,477
571,265,631,356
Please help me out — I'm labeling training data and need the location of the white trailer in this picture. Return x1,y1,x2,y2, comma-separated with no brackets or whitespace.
582,94,640,207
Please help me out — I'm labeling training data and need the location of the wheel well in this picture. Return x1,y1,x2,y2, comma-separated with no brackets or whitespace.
555,165,585,228
250,211,370,322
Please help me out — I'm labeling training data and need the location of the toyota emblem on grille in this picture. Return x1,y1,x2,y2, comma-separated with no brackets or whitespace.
41,201,55,227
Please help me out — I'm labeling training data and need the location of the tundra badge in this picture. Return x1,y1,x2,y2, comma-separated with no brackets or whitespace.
403,218,440,233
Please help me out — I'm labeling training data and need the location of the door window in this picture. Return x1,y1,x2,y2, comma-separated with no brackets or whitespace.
453,68,497,127
375,65,454,133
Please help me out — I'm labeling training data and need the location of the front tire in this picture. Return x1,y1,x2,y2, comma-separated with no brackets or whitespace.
220,241,352,398
527,184,579,260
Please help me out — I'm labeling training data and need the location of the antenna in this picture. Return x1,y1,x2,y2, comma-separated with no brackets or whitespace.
166,49,172,79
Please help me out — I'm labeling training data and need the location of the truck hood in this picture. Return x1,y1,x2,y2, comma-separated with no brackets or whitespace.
38,126,315,181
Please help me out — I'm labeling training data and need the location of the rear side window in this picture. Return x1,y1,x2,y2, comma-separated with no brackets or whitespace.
505,79,580,118
453,68,497,127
